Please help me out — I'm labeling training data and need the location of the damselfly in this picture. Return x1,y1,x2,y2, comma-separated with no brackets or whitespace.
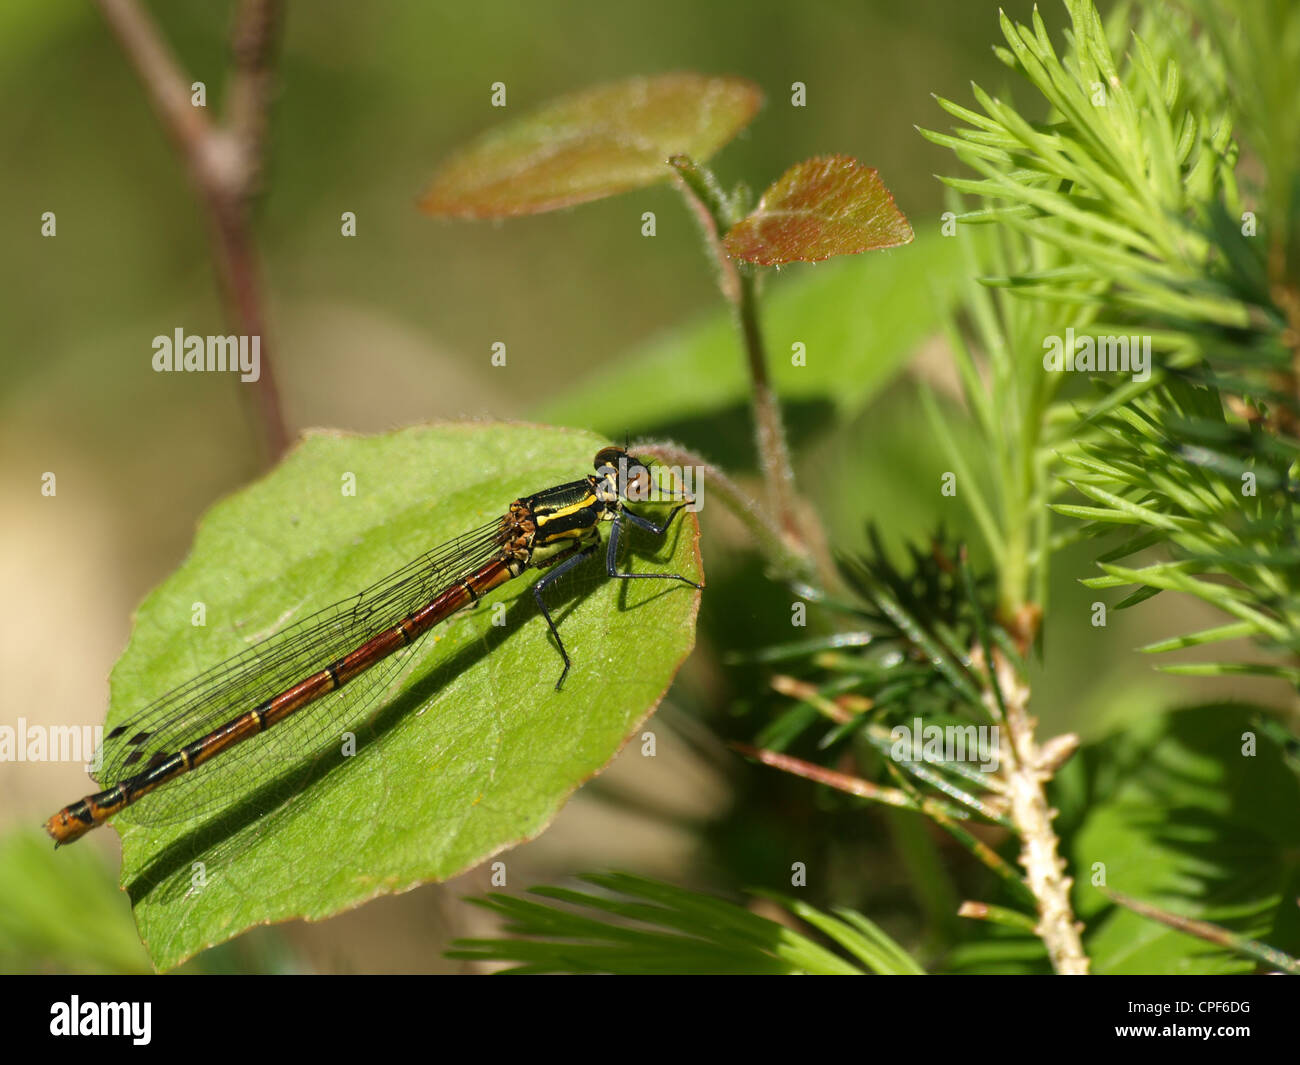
45,446,700,845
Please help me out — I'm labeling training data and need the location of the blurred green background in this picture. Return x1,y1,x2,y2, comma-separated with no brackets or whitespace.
3,0,1280,974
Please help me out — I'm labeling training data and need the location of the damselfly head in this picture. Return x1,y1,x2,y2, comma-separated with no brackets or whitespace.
594,446,652,503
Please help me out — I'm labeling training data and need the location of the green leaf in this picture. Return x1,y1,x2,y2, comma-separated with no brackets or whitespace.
1049,502,1146,525
450,872,880,974
1099,562,1289,644
102,424,701,970
722,155,913,265
1071,704,1300,974
1138,621,1256,654
752,890,926,974
535,232,963,435
1064,480,1193,532
0,830,150,974
1157,662,1300,685
418,73,762,218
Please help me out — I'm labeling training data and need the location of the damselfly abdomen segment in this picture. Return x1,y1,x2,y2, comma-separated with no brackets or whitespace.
44,447,700,846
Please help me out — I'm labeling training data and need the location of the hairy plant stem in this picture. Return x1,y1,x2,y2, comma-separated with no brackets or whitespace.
668,155,816,569
736,269,803,539
637,441,815,582
94,0,289,463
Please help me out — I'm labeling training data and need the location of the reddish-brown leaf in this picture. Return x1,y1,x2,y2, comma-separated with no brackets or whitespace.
420,73,763,219
723,155,913,265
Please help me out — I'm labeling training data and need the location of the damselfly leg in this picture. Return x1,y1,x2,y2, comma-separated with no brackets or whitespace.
533,502,700,690
532,538,602,691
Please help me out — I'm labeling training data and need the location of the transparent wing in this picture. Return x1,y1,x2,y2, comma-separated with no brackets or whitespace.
95,518,509,825
119,635,423,827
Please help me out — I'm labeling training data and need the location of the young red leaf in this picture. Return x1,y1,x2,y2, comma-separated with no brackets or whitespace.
723,155,913,265
420,73,762,219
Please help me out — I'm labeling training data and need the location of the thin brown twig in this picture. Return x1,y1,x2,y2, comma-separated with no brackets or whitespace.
226,0,281,189
1101,887,1300,974
94,0,212,161
93,0,290,462
731,743,915,809
636,439,816,582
